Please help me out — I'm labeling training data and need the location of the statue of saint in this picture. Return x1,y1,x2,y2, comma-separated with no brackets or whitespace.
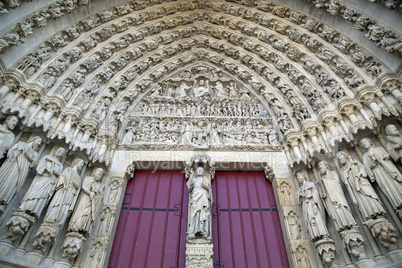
42,158,84,227
227,82,238,99
384,124,402,163
176,82,191,98
68,167,104,236
0,115,18,159
295,172,329,241
214,81,227,99
337,151,386,220
122,121,136,144
360,138,402,215
181,122,193,145
187,167,212,241
0,136,42,213
193,79,210,98
208,122,222,145
18,147,65,218
317,161,356,231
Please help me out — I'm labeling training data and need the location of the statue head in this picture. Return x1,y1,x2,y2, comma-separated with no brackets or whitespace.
317,161,329,175
72,158,85,171
296,171,306,185
385,124,399,136
55,147,66,158
199,79,204,85
4,115,18,130
92,167,104,181
28,136,42,150
196,166,205,176
359,138,373,149
336,151,349,166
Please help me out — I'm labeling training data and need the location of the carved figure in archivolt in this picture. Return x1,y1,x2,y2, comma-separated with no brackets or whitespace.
187,167,212,241
360,138,402,217
317,161,357,231
43,158,84,226
68,167,104,236
0,136,42,213
18,147,65,218
296,172,329,241
0,115,18,159
384,124,402,163
97,206,112,236
337,151,386,220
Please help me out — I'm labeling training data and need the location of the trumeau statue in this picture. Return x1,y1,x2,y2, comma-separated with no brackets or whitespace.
18,147,65,218
337,151,386,220
295,172,329,241
0,115,18,159
317,161,357,232
384,124,402,163
187,166,212,242
68,167,104,236
0,136,42,213
360,138,402,217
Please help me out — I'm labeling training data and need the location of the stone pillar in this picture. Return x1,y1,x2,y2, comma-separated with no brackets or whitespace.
184,153,215,268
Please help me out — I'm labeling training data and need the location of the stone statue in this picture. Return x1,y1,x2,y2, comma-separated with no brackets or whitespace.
122,121,136,144
208,122,221,145
317,161,357,231
18,147,65,218
68,167,104,236
337,151,386,220
187,167,212,241
384,124,402,163
228,81,238,98
193,79,210,98
177,82,191,98
32,158,84,251
295,245,311,268
214,81,227,99
287,211,301,240
43,158,84,225
181,122,193,145
360,138,402,217
296,171,329,241
0,115,18,159
0,136,42,213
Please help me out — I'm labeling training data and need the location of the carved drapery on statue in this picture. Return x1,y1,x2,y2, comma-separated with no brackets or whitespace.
62,167,104,259
0,135,42,214
0,115,18,159
33,158,84,252
5,147,65,242
360,138,402,218
184,153,214,268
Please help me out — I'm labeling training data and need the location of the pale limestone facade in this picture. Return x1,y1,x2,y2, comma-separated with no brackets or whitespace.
0,0,401,267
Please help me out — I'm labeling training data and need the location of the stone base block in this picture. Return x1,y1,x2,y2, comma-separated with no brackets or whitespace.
25,251,44,265
0,241,14,256
53,260,72,268
386,249,402,264
185,242,213,268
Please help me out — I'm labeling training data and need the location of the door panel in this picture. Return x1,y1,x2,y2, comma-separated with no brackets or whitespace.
212,171,289,268
108,170,187,268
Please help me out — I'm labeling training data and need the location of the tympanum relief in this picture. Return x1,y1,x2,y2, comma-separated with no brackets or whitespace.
120,66,280,151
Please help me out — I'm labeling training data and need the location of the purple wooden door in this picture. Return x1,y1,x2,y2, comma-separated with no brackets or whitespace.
212,171,289,268
108,170,188,268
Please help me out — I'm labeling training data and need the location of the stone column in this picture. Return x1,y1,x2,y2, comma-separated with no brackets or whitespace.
184,153,215,268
